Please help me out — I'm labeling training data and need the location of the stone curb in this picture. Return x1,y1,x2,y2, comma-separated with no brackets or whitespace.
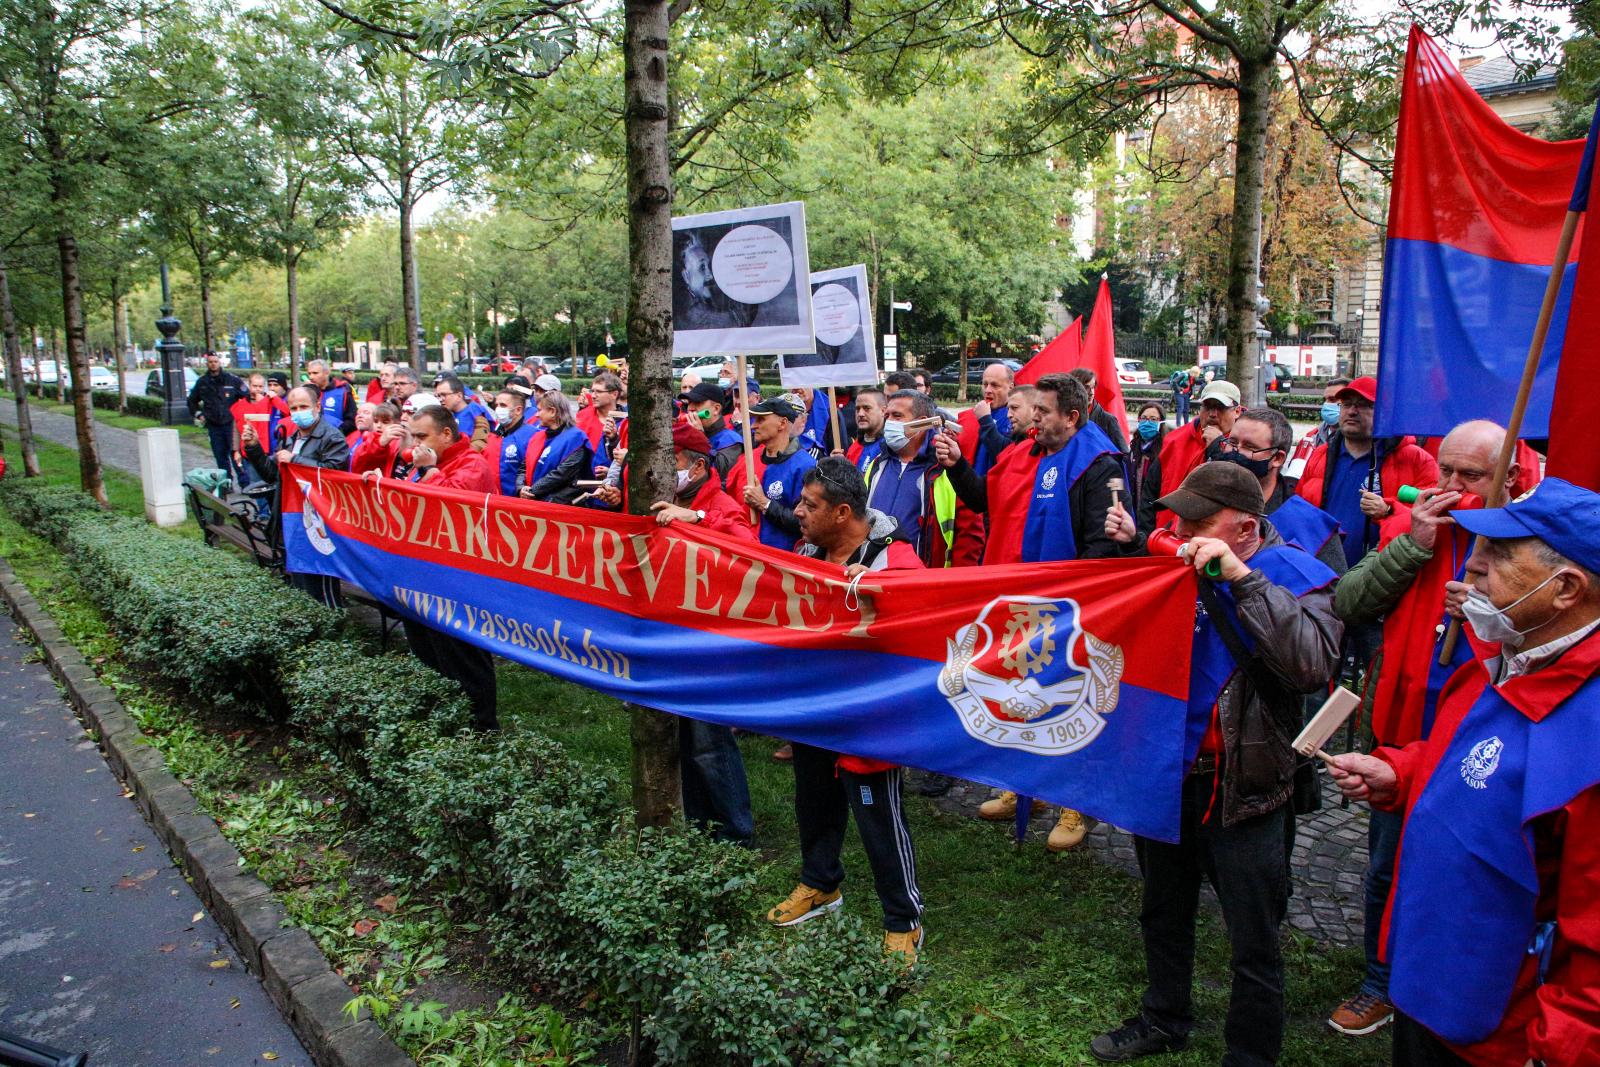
0,560,414,1067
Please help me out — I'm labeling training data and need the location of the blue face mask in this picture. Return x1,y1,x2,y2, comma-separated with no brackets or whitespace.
1320,401,1340,426
1137,419,1160,441
881,419,910,451
291,409,318,430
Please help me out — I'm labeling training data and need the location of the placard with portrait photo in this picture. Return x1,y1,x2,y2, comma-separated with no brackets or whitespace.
671,201,814,357
779,264,878,388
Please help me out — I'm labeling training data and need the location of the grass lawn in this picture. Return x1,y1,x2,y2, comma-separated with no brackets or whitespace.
0,441,1384,1066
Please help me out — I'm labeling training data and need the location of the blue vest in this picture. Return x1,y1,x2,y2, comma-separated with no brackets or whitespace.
319,382,350,429
531,425,589,484
1388,663,1600,1044
455,400,493,437
974,407,1012,477
1267,495,1341,562
1020,421,1121,564
1184,543,1336,763
758,447,818,551
708,425,741,454
852,437,883,472
497,420,539,496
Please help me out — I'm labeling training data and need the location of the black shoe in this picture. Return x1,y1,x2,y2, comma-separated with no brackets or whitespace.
1089,1016,1188,1062
917,772,953,797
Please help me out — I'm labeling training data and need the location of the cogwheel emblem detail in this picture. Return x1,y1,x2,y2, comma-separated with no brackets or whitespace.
999,605,1056,676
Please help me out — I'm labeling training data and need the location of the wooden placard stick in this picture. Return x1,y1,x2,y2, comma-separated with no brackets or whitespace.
737,353,758,525
828,385,843,454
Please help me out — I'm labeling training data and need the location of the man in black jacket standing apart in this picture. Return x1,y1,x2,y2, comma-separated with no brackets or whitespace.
188,352,247,483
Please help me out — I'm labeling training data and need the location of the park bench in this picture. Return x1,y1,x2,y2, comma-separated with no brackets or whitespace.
187,480,402,651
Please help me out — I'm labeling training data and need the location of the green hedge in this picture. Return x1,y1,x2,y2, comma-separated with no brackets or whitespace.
0,478,947,1065
17,382,165,419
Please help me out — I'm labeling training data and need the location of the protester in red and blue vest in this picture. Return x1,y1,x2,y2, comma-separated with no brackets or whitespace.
1140,377,1238,532
1329,477,1600,1067
956,362,1016,478
228,372,289,490
518,391,593,505
740,393,818,551
490,385,539,496
350,402,404,478
305,359,356,435
763,456,928,966
346,401,379,456
1101,460,1343,1066
647,418,757,848
863,389,983,569
433,373,496,438
1219,406,1347,576
846,386,887,472
386,405,500,732
935,372,1126,851
1320,419,1540,1040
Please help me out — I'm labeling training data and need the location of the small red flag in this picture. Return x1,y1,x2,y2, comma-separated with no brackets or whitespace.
1548,108,1600,491
1016,317,1081,385
1080,276,1129,436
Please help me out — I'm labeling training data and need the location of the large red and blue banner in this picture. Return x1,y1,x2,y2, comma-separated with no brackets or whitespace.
1549,107,1600,492
281,470,1200,842
1377,27,1586,439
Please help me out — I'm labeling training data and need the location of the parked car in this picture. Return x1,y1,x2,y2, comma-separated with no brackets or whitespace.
88,366,118,391
144,367,201,398
1199,359,1294,394
930,357,1024,385
1114,357,1151,385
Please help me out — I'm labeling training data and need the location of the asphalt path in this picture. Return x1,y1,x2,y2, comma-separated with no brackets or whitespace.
0,616,310,1066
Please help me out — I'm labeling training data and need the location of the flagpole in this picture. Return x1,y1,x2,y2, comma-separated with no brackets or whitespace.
737,353,758,525
1439,208,1582,665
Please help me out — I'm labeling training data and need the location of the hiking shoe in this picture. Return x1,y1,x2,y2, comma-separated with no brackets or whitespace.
1047,808,1094,852
883,926,924,966
1327,991,1394,1036
766,884,842,927
1089,1016,1188,1062
977,791,1048,821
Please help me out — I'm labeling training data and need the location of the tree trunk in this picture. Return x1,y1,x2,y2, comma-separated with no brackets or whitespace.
53,325,65,404
198,256,216,356
491,285,501,360
287,255,302,380
0,260,41,477
1224,53,1275,406
623,0,680,833
56,232,107,505
343,317,353,369
399,186,422,366
111,273,127,415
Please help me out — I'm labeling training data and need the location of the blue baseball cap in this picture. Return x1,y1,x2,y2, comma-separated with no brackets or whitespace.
1452,477,1600,574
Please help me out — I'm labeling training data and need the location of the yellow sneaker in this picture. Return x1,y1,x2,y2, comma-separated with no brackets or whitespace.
766,884,843,927
883,926,924,966
977,791,1048,822
1046,808,1094,852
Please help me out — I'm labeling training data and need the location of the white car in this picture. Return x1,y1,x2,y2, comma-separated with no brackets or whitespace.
1115,357,1151,385
89,366,119,390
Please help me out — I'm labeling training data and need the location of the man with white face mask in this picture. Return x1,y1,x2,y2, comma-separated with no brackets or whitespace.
1329,477,1600,1067
491,386,538,496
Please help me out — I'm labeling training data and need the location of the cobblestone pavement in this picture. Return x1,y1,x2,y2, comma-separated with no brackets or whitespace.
0,402,213,476
6,399,1372,950
922,766,1368,948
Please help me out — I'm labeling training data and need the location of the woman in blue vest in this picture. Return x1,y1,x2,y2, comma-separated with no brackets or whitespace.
520,391,593,505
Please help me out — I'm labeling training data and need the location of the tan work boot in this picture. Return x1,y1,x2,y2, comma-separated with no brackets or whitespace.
766,884,842,927
977,791,1048,822
1046,807,1094,851
883,926,924,967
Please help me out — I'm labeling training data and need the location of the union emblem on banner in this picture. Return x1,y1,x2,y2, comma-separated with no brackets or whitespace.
937,596,1123,755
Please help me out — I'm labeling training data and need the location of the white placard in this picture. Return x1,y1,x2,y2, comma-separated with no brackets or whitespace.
672,201,814,357
778,264,878,389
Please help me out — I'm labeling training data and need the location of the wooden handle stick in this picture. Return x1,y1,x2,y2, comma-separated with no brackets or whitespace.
737,354,758,525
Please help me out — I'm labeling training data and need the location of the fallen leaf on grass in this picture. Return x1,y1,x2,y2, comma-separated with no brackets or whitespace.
352,919,380,936
373,894,398,914
114,877,142,890
208,959,229,970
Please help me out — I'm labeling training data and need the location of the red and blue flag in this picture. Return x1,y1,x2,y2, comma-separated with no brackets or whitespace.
1376,27,1586,439
281,469,1200,842
1549,105,1600,491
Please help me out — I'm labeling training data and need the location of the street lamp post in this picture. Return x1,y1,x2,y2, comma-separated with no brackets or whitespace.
154,263,187,425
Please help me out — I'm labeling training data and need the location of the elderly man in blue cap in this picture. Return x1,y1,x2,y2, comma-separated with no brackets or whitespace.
1328,478,1600,1067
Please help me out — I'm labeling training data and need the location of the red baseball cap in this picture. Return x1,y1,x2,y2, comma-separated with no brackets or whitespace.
670,417,712,455
1336,376,1377,404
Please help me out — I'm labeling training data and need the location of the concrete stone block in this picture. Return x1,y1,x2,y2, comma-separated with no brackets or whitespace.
138,427,188,526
